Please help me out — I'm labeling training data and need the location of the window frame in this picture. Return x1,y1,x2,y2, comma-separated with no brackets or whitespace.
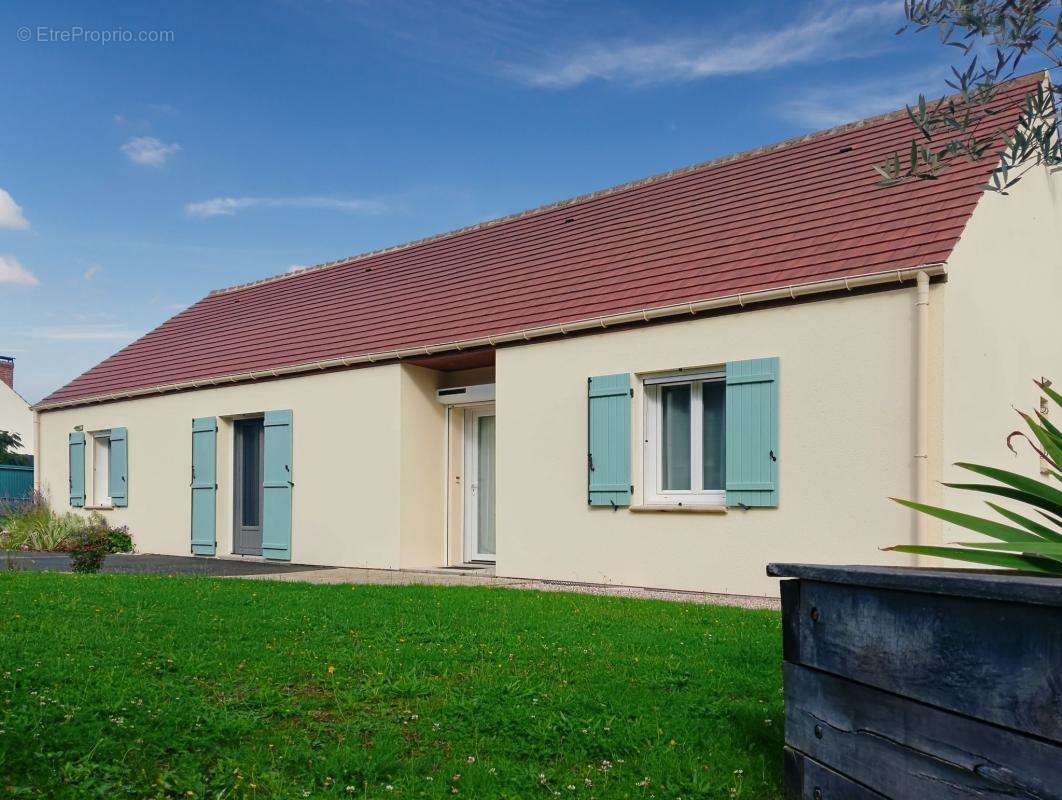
642,371,726,507
90,430,112,507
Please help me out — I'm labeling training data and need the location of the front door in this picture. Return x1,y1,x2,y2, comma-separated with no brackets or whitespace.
233,418,264,556
463,406,496,562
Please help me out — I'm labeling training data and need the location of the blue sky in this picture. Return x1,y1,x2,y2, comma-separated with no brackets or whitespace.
1,0,954,402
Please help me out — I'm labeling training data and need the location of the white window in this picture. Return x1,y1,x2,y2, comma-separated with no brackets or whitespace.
92,431,111,506
643,371,726,507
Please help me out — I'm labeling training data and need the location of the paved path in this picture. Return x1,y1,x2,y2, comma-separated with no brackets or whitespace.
3,551,778,609
237,566,780,610
2,551,333,576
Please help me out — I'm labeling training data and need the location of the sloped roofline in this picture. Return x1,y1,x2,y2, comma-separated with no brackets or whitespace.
209,98,946,299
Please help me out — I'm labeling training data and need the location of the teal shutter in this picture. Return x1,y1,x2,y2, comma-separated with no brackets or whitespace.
588,374,632,507
262,409,293,560
190,417,217,556
109,427,128,507
68,432,85,508
725,357,779,508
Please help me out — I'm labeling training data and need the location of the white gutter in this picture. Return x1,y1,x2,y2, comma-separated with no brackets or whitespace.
34,263,946,412
914,270,931,548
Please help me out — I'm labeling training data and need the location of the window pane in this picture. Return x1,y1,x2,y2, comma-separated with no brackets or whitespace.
241,422,262,527
661,384,691,490
701,381,726,490
476,415,496,556
94,436,110,503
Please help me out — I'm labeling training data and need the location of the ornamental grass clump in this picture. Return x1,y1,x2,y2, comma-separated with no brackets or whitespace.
1,500,134,564
887,378,1062,574
0,493,85,552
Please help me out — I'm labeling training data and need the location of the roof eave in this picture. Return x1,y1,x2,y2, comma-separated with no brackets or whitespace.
34,263,947,412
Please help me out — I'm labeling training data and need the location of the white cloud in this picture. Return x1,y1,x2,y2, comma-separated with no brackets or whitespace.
513,2,901,87
29,323,139,341
778,69,947,129
185,196,390,218
0,254,39,286
0,189,30,230
83,264,103,280
121,136,181,166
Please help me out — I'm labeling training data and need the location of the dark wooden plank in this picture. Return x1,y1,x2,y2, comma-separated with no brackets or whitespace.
784,750,888,800
787,579,1062,742
779,579,801,664
783,745,803,800
785,663,1062,800
766,563,1062,608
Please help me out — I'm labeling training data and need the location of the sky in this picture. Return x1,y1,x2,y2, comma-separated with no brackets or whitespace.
1,0,960,402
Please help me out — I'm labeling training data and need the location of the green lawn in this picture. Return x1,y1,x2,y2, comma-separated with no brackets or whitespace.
0,572,783,799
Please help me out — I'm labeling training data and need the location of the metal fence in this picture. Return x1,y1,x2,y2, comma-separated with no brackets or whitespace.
0,464,34,502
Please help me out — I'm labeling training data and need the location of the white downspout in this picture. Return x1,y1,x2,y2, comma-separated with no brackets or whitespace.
33,410,41,495
915,271,931,547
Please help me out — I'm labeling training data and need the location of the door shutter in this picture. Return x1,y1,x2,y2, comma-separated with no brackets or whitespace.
68,432,85,508
725,357,779,508
588,374,632,507
109,427,129,507
190,417,217,555
262,409,293,561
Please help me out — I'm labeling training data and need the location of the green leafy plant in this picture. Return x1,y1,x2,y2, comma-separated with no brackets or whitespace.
886,378,1062,574
874,1,1062,192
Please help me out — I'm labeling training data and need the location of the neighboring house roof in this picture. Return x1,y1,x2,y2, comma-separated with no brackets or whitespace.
40,74,1041,409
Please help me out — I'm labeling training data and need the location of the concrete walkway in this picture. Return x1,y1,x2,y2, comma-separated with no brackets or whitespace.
237,565,780,610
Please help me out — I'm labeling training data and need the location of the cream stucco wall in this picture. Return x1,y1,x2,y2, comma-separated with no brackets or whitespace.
37,366,410,567
940,163,1062,537
0,381,34,454
494,286,944,597
399,365,447,569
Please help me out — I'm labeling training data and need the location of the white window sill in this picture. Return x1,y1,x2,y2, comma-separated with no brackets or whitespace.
85,505,114,511
630,503,728,514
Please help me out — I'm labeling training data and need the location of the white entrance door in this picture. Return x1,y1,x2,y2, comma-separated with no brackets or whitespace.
463,405,496,562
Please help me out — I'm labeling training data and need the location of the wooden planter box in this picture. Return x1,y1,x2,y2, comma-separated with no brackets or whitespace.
767,564,1062,800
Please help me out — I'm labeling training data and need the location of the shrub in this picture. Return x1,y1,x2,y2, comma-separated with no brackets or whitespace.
69,528,110,574
83,512,133,554
105,526,134,554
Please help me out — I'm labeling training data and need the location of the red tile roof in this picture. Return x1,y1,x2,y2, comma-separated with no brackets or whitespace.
41,75,1041,408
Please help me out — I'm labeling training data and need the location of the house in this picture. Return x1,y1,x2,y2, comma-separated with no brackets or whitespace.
31,75,1061,597
1,356,34,457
